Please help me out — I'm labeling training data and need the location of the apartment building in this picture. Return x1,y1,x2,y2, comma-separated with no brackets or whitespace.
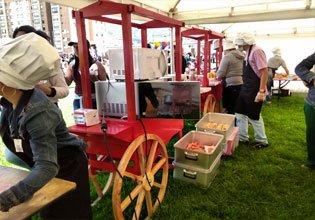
0,0,72,53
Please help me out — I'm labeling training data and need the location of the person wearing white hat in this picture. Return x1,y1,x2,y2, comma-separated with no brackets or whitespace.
0,33,92,218
266,47,290,103
4,26,71,185
216,39,245,114
12,25,69,106
234,31,269,149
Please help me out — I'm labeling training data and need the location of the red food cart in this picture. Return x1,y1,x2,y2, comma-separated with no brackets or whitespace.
181,27,224,113
68,1,186,219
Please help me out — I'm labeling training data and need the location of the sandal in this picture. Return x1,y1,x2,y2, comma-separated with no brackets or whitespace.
252,142,269,149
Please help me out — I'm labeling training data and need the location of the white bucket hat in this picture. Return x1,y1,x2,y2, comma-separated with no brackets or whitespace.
234,32,255,46
0,33,60,90
272,47,281,56
223,40,236,51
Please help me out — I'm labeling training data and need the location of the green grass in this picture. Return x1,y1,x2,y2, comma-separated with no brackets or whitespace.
2,92,315,220
90,93,315,220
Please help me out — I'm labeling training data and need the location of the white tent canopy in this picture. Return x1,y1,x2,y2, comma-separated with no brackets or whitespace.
45,0,315,37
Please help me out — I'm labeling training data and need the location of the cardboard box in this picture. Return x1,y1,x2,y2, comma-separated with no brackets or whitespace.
73,109,100,126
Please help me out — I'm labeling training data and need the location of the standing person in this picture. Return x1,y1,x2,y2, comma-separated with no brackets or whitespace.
295,52,315,169
12,25,69,106
266,47,290,103
65,40,108,110
234,32,269,149
0,33,92,219
216,40,244,114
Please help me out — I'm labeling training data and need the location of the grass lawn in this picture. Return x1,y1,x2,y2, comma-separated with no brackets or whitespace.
1,92,315,220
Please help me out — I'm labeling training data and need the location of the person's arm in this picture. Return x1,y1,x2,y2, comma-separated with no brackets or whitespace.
64,64,74,86
95,61,108,81
0,109,60,211
89,61,108,82
295,53,315,86
281,58,290,75
36,69,69,99
255,67,268,102
216,57,229,78
254,48,269,102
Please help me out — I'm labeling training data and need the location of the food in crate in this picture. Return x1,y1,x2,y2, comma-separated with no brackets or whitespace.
186,142,216,153
205,122,229,131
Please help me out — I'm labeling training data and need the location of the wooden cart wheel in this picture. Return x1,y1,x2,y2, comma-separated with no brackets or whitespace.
203,94,216,115
112,134,168,220
89,168,115,206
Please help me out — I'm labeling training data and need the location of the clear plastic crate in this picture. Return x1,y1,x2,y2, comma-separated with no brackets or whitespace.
174,131,223,169
195,112,235,142
173,152,221,188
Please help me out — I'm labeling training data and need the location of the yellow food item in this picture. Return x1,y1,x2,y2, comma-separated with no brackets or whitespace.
205,122,229,131
208,72,216,78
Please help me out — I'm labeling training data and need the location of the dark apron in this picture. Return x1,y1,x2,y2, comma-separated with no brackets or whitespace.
235,45,263,120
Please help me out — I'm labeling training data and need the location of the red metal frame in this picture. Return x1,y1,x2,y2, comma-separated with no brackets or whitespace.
69,1,185,176
74,0,184,119
181,27,224,87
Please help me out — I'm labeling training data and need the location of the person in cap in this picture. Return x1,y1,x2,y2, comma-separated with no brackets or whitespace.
0,33,92,219
295,52,315,169
212,39,223,70
234,31,269,149
216,39,245,114
65,39,108,110
12,25,69,106
265,47,290,103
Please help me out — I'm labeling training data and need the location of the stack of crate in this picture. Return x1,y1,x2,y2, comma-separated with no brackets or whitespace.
195,112,239,156
173,131,224,188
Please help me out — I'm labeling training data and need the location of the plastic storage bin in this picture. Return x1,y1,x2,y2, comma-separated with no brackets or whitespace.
173,153,221,188
174,131,223,169
223,127,239,156
195,112,235,142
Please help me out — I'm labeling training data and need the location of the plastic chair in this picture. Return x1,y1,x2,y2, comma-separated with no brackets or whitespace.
203,94,216,115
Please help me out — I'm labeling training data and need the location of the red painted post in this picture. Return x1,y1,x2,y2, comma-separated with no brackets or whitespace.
75,11,92,109
202,34,209,87
141,28,147,48
175,27,181,81
197,40,201,75
121,12,136,121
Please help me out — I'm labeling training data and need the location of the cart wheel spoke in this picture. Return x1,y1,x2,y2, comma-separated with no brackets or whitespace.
152,181,163,189
113,134,168,219
121,184,143,212
137,143,146,175
124,171,143,183
145,190,153,216
151,157,167,175
132,190,145,220
89,167,115,206
146,140,158,171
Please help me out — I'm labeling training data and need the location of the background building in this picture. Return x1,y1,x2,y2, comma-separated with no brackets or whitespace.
0,0,72,53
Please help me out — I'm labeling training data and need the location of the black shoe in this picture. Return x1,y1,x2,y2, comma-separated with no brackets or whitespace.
239,140,249,146
252,142,269,149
